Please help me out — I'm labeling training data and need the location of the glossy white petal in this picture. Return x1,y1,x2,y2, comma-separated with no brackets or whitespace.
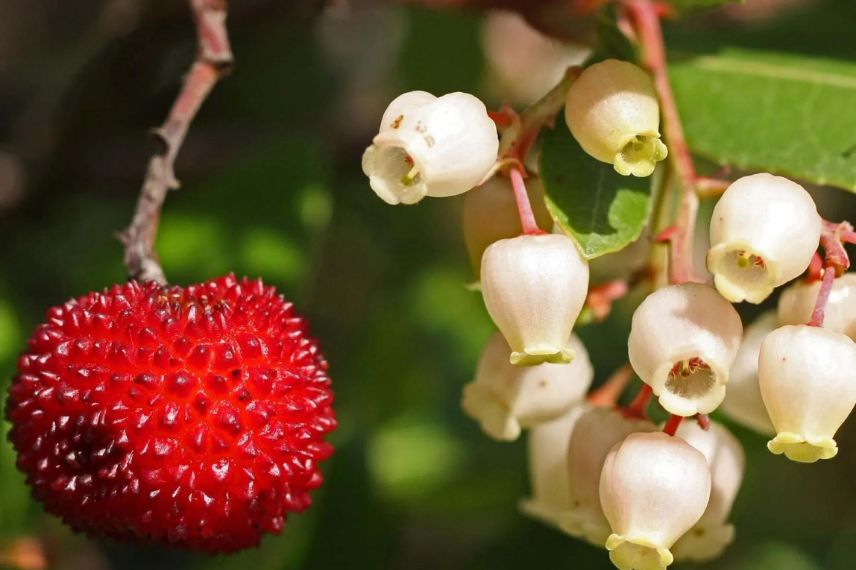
520,405,587,526
362,91,498,205
759,324,856,463
720,311,777,436
628,284,743,416
778,273,856,340
564,59,667,177
462,176,553,278
558,406,656,546
672,421,745,562
707,173,821,304
600,432,711,570
461,332,593,441
481,234,589,365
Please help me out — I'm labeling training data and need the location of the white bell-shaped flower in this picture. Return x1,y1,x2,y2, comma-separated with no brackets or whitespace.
600,432,711,570
672,421,745,562
482,10,589,105
481,233,589,365
558,406,656,546
779,273,856,340
707,173,822,304
462,176,553,278
564,59,667,177
462,332,593,441
628,283,743,417
519,405,586,526
720,311,776,435
362,90,499,205
759,324,856,463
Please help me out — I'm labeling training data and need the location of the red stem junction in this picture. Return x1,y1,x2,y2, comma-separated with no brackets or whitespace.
809,219,854,326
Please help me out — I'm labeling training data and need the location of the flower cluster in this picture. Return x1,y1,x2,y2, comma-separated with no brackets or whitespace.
361,48,856,570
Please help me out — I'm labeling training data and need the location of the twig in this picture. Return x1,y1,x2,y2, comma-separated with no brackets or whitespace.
626,0,700,285
120,0,233,284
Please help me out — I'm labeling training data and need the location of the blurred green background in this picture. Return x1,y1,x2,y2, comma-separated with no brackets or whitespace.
1,0,856,568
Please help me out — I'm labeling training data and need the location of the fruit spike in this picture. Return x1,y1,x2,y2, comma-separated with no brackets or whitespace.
6,274,336,553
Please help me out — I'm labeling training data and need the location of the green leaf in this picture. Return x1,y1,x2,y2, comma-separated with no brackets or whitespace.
539,120,654,259
669,0,741,10
671,48,856,191
585,5,638,65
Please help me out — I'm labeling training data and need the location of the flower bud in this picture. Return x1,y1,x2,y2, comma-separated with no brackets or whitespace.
672,421,745,562
558,407,656,545
362,91,499,205
462,176,553,278
520,406,586,525
462,332,593,441
759,324,856,463
600,432,711,570
720,311,776,435
628,284,743,417
564,59,667,177
482,10,589,106
778,273,856,340
481,234,589,365
707,173,822,304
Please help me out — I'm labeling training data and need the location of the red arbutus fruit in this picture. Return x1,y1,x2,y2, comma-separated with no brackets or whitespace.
6,274,336,553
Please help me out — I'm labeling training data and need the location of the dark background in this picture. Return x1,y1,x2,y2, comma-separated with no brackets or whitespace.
2,1,856,568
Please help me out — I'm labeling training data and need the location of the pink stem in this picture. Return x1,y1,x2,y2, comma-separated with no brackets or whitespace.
662,414,683,436
588,364,636,407
509,167,544,235
806,251,823,283
623,384,653,419
626,0,699,285
809,265,836,327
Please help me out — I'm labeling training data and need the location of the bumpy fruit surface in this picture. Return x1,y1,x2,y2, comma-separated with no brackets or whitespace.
6,275,336,553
